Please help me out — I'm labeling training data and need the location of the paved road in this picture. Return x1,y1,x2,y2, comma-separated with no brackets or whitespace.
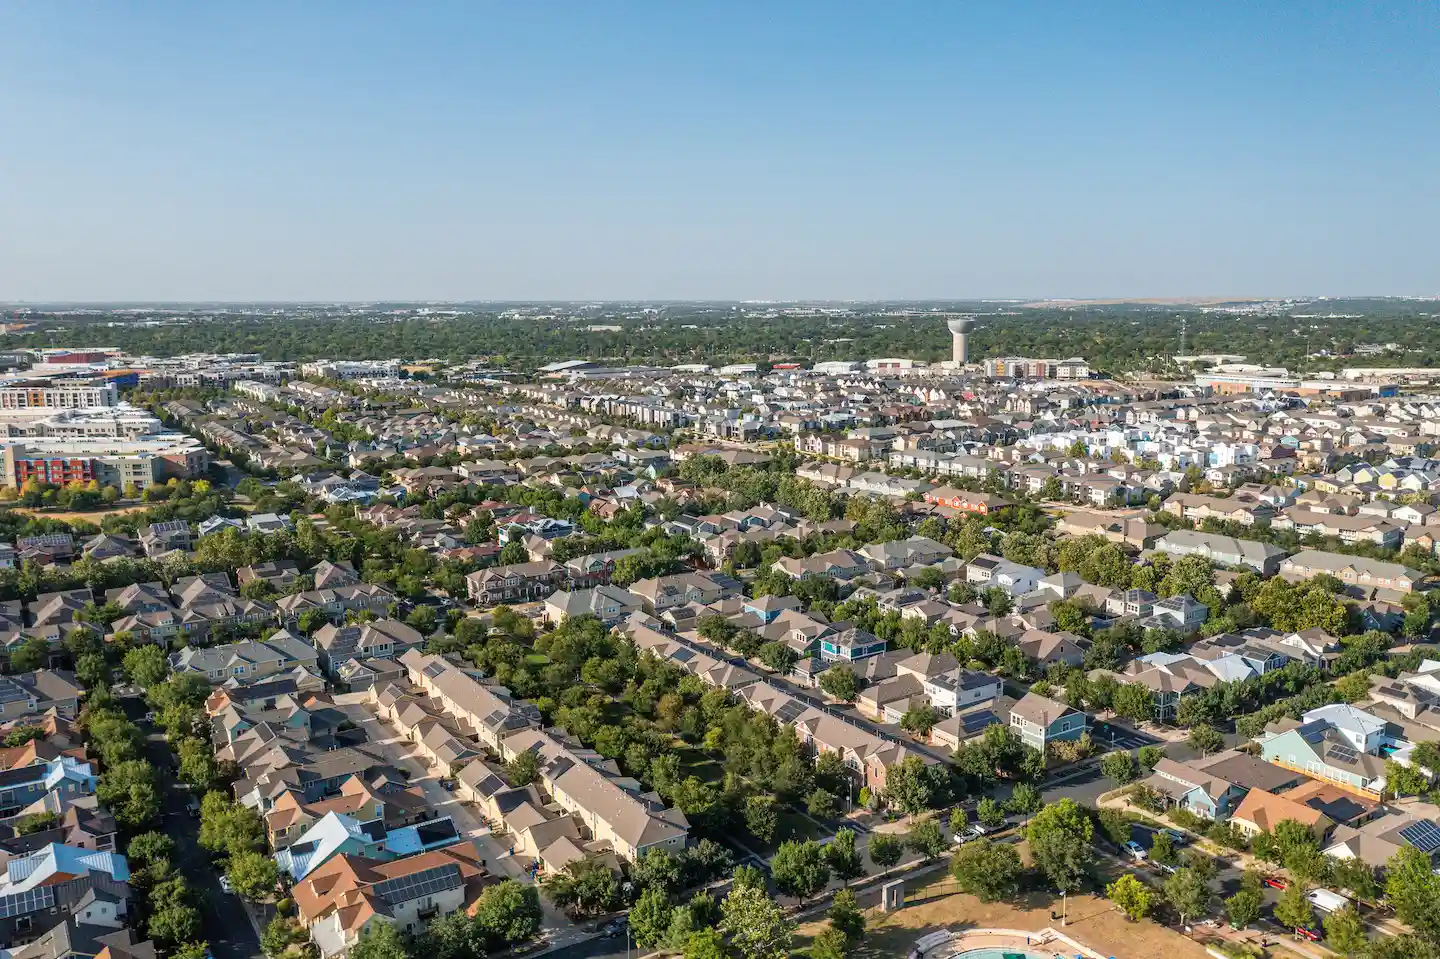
123,698,264,959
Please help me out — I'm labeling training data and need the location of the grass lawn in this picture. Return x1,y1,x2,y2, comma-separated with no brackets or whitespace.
523,652,551,667
794,870,1223,959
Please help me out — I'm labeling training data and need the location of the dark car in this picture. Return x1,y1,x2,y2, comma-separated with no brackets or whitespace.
599,918,628,939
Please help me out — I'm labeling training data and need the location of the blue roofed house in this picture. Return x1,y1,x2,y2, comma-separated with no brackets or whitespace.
0,756,97,819
0,843,131,945
275,810,463,880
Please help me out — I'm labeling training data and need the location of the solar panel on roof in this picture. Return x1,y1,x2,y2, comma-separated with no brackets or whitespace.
775,701,806,724
0,679,29,705
671,648,695,664
371,864,461,904
960,711,998,735
547,757,575,780
1328,744,1359,765
422,661,446,679
474,774,506,797
1400,820,1440,854
0,887,53,920
416,818,460,845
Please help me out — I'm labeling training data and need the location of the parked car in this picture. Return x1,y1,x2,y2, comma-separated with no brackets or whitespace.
1154,861,1176,875
1263,875,1289,890
599,919,627,939
1294,926,1321,943
966,823,990,838
1162,828,1188,846
1124,841,1148,861
186,796,201,818
218,876,233,895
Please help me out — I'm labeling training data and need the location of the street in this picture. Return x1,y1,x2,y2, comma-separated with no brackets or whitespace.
123,698,264,959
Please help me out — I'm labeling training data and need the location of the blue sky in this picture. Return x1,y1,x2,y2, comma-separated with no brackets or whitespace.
1,2,1435,301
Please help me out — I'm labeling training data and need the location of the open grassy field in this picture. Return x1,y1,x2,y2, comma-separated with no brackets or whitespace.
796,873,1222,959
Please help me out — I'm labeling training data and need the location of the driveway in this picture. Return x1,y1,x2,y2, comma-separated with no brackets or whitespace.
355,701,592,950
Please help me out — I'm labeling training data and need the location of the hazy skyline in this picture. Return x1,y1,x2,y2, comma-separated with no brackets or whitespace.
2,2,1436,302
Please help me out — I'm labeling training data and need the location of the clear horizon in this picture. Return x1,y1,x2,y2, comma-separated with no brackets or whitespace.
2,2,1436,301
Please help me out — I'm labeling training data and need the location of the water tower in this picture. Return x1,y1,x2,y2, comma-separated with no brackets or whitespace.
945,315,974,365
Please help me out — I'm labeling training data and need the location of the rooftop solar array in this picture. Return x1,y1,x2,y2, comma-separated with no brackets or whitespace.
422,661,447,679
0,679,31,706
371,864,462,905
671,647,695,664
473,774,506,798
775,700,806,725
960,711,999,735
1327,744,1359,766
0,887,53,920
547,757,575,780
1400,819,1440,854
415,818,460,845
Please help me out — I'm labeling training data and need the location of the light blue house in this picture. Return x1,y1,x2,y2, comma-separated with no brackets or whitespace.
0,756,97,818
1256,716,1388,799
819,627,887,663
1009,691,1088,752
275,811,462,880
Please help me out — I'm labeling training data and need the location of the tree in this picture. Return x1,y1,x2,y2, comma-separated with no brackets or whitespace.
882,755,936,818
9,635,49,672
744,794,779,844
806,788,839,820
1100,750,1137,785
1163,868,1211,928
1112,683,1153,724
147,905,203,950
122,644,169,688
770,840,830,901
1187,724,1225,754
629,887,675,950
1273,883,1316,931
419,911,483,959
683,928,727,959
906,819,948,861
631,848,683,898
758,642,799,675
499,540,528,566
197,793,265,857
1224,889,1263,930
1323,906,1369,957
1149,830,1177,866
126,831,175,872
506,749,541,787
1007,782,1042,816
1137,745,1166,770
1107,874,1152,922
97,760,160,828
900,704,941,739
819,664,860,702
1026,799,1093,893
867,833,904,873
809,927,850,959
720,885,793,959
828,888,865,948
976,797,1006,829
825,828,865,883
949,838,1023,902
1386,846,1440,942
349,920,412,959
1331,856,1379,904
226,850,279,902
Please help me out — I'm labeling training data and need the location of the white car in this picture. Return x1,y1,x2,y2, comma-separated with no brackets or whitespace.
218,876,233,895
1124,841,1148,861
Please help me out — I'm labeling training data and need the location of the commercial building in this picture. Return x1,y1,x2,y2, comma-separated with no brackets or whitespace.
0,435,208,488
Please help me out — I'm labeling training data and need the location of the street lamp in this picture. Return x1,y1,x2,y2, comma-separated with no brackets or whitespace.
1061,888,1068,926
